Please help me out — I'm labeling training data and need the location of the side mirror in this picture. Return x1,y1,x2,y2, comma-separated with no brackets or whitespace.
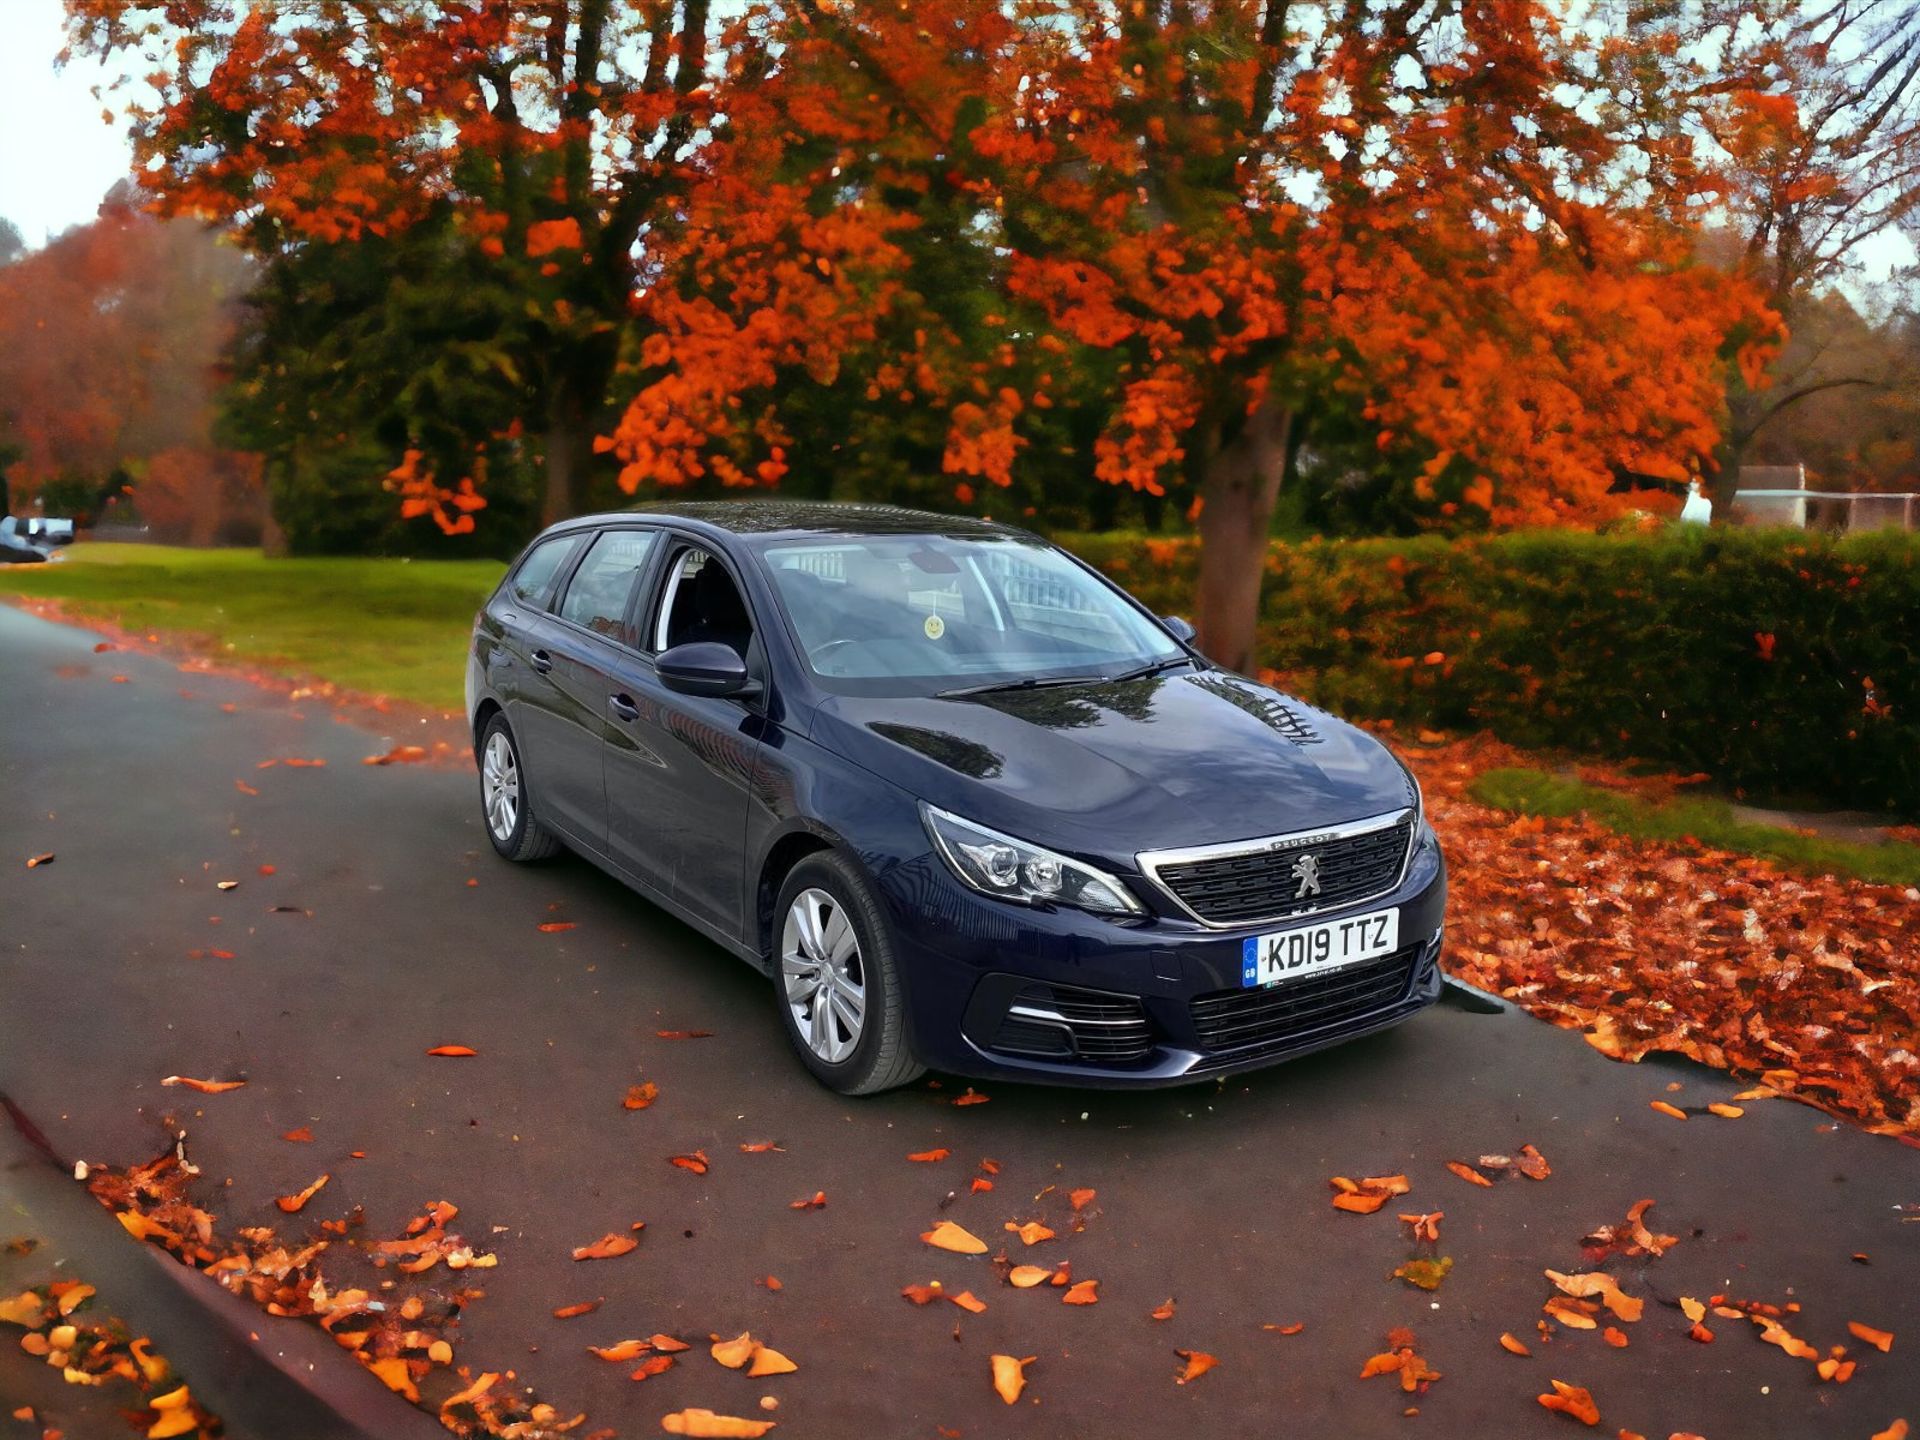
656,641,758,699
1161,615,1197,645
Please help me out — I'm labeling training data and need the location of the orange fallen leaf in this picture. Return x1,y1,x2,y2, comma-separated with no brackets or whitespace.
748,1346,797,1378
1174,1350,1216,1384
760,1275,782,1292
425,1045,477,1057
1061,1280,1099,1305
952,1088,990,1106
1264,1322,1305,1335
1602,1327,1628,1348
1581,1199,1677,1260
281,1126,313,1143
590,1340,653,1362
970,1177,994,1194
740,1141,783,1153
1007,1266,1051,1289
789,1191,826,1210
572,1233,638,1261
623,1083,660,1110
275,1174,330,1213
1545,1270,1643,1323
1445,1160,1493,1188
1544,1297,1600,1330
630,1354,675,1381
1151,1298,1176,1321
553,1302,601,1319
1399,1211,1443,1242
1706,1103,1744,1118
669,1150,710,1175
283,757,326,768
1005,1220,1055,1245
1537,1379,1599,1425
922,1221,988,1254
1869,1422,1907,1440
363,745,428,766
25,853,54,868
1500,1333,1531,1356
650,1335,691,1352
367,1355,418,1402
660,1408,775,1438
950,1290,986,1314
1753,1316,1818,1360
234,780,258,796
907,1148,950,1163
1848,1321,1894,1353
902,1283,943,1305
1649,1100,1688,1120
711,1333,759,1369
1069,1187,1097,1211
990,1354,1033,1405
537,922,577,933
259,864,276,875
1360,1328,1441,1392
1515,1144,1551,1180
161,1076,245,1093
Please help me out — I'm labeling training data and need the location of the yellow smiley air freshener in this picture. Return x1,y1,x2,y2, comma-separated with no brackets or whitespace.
923,614,946,640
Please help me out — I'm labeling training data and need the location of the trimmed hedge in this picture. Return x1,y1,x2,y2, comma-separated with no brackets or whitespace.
1071,527,1920,818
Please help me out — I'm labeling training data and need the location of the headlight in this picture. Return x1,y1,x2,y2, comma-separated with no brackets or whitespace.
921,804,1143,916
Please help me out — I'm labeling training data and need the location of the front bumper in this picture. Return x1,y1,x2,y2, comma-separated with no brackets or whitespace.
874,826,1447,1088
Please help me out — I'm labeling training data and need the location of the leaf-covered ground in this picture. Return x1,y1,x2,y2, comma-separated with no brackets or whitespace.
1399,729,1920,1138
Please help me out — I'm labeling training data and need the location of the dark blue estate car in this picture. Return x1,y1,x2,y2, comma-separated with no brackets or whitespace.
466,502,1446,1094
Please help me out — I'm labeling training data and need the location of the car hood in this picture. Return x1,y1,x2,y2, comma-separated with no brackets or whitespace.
809,668,1416,864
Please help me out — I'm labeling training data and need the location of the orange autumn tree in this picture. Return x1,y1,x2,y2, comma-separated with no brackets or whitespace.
66,0,720,531
610,1,1778,670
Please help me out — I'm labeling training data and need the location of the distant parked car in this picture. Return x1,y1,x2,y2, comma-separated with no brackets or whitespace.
23,517,75,546
0,517,50,564
467,501,1446,1095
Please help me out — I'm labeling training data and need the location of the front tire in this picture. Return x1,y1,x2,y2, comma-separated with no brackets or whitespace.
773,853,923,1095
479,715,563,862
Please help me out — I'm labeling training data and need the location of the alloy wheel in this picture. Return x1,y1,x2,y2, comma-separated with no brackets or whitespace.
482,730,520,843
780,887,865,1064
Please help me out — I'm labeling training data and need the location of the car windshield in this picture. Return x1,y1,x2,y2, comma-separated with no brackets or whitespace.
753,533,1184,695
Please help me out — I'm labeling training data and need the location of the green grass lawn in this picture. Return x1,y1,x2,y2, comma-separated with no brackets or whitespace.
1469,766,1920,888
0,544,503,711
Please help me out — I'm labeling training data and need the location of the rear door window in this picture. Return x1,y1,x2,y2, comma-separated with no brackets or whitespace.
505,534,583,609
556,529,661,644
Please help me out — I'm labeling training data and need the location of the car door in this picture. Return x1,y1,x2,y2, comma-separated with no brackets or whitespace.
604,541,764,939
513,527,663,854
488,528,587,779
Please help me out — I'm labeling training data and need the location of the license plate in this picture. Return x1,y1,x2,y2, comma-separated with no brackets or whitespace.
1241,908,1399,988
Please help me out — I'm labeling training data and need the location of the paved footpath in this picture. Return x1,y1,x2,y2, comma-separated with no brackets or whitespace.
2,603,1914,1439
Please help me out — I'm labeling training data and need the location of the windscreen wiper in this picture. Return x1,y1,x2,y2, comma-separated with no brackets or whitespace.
1103,655,1196,684
936,673,1105,699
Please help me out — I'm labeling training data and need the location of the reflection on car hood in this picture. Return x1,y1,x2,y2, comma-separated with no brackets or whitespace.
811,668,1416,862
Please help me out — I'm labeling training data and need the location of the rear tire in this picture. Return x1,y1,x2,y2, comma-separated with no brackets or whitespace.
773,852,924,1095
479,715,563,862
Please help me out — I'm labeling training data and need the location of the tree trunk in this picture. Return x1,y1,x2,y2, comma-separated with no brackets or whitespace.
543,384,593,528
1194,396,1293,674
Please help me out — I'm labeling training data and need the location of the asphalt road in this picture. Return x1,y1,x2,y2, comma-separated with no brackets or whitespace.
2,602,1915,1440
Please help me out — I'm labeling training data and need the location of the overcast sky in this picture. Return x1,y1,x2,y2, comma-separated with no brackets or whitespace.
0,0,136,246
1,0,1912,290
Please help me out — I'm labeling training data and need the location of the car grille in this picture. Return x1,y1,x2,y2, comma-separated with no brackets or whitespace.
990,984,1154,1065
1151,816,1414,925
1189,945,1420,1057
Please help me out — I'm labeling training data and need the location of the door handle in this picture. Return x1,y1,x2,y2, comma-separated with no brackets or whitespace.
529,649,553,674
609,693,640,722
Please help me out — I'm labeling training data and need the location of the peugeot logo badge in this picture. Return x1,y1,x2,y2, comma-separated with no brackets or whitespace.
1291,852,1322,898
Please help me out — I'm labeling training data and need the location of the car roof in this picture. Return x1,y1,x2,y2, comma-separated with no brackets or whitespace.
550,499,1031,543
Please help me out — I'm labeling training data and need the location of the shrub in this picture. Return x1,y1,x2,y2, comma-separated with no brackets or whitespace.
1067,527,1920,817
